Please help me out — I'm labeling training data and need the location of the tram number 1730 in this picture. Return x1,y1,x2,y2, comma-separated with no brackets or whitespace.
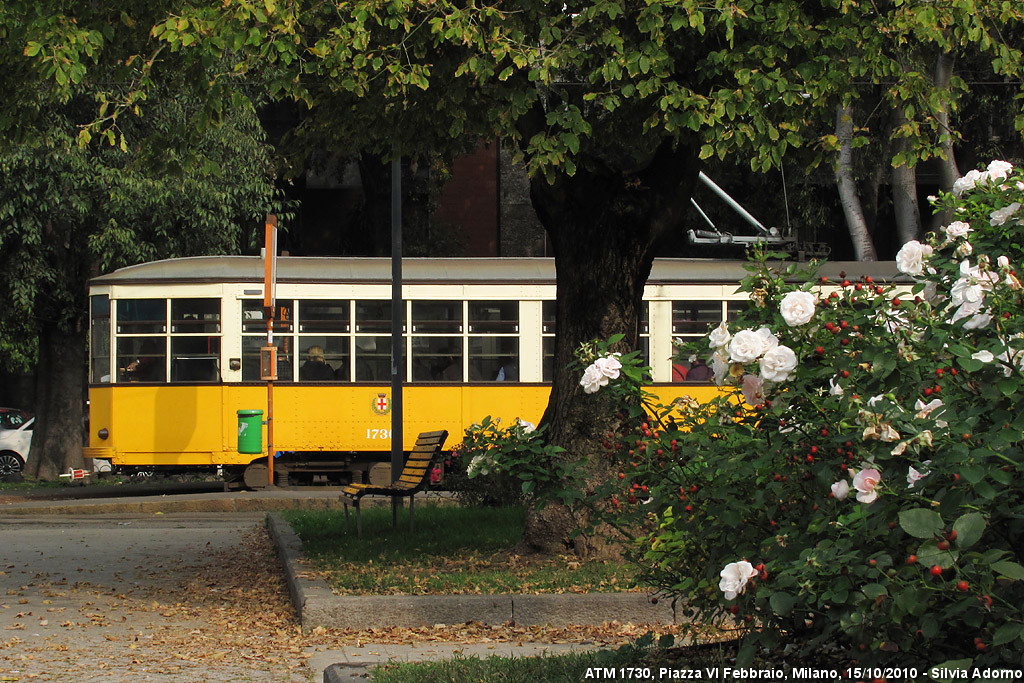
367,429,392,440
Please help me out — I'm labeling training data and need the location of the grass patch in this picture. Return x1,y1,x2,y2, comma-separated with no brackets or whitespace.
282,504,635,595
369,651,600,683
367,636,781,682
367,636,755,682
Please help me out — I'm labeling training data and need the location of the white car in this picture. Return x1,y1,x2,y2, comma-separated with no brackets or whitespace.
0,407,33,477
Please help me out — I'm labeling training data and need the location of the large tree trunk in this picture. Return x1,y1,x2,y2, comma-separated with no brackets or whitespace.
835,104,878,261
521,138,701,556
27,321,86,479
932,51,960,230
891,107,921,244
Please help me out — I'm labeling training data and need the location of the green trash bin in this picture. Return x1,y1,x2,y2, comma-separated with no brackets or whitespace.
237,409,264,454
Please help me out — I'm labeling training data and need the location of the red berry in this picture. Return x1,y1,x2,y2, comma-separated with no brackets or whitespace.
866,276,874,284
947,530,958,541
975,638,986,651
892,298,901,307
841,370,850,378
730,604,740,614
618,472,626,479
907,555,917,565
957,581,969,592
869,559,877,567
938,540,950,551
841,338,850,346
842,280,850,288
936,369,944,377
815,346,825,355
930,565,942,576
840,320,849,329
924,387,933,396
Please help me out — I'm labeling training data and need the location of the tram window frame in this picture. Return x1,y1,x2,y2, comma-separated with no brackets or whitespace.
241,300,295,381
672,300,725,337
169,298,222,383
90,295,111,384
468,301,519,382
542,300,556,382
296,300,350,382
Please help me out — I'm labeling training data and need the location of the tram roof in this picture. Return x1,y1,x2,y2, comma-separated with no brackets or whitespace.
90,255,903,287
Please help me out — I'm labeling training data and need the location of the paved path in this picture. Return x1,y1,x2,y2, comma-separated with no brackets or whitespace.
0,494,664,682
0,513,313,682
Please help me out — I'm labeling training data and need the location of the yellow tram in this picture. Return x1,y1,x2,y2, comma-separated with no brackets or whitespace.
82,256,892,486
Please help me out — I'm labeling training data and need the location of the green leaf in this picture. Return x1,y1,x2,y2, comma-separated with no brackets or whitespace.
993,623,1023,646
770,591,795,616
930,659,973,682
991,560,1024,580
952,512,985,549
899,508,943,539
861,583,888,599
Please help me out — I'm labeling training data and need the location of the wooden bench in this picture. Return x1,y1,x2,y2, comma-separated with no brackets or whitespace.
340,430,449,536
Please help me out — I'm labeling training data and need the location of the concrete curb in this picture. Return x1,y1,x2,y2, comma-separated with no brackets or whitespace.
0,496,349,516
265,512,678,633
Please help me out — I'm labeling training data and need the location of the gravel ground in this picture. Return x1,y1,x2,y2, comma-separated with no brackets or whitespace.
0,514,674,682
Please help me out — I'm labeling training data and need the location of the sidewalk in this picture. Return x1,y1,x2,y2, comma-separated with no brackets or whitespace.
0,485,672,682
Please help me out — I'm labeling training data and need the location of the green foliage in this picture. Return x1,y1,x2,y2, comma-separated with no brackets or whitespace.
445,416,578,508
0,98,280,371
587,162,1024,667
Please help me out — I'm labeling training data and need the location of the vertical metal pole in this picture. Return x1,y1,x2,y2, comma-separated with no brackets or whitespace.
390,155,404,525
266,313,275,489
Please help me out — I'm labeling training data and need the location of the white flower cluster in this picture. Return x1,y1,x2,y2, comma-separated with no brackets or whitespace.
896,161,1022,333
952,159,1016,196
709,315,800,390
579,354,623,394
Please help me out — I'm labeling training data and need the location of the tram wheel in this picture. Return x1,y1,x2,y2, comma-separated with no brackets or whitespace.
242,462,268,488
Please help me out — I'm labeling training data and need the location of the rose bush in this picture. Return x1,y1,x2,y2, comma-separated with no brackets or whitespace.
585,162,1024,670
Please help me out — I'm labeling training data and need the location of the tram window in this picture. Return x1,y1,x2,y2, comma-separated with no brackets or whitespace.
242,336,292,381
90,295,111,383
469,301,517,333
117,337,166,382
542,301,556,382
412,337,463,382
117,299,165,334
542,301,556,333
171,299,220,333
469,337,518,382
355,301,394,333
300,300,350,333
241,300,294,333
672,301,723,336
727,301,752,321
298,336,349,381
171,337,221,382
355,336,391,382
412,301,461,333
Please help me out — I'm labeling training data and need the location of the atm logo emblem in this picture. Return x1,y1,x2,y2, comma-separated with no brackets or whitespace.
372,394,391,415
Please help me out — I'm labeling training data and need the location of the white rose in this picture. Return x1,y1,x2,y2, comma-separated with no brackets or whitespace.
987,159,1014,183
895,240,934,276
971,350,995,363
998,255,1011,269
955,241,974,258
756,327,779,352
780,291,816,326
594,355,622,379
740,374,765,406
953,168,983,196
831,480,850,500
709,322,731,349
711,350,729,386
944,221,973,240
719,561,758,600
759,345,798,382
728,329,766,364
580,364,607,394
515,419,536,434
990,202,1021,227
